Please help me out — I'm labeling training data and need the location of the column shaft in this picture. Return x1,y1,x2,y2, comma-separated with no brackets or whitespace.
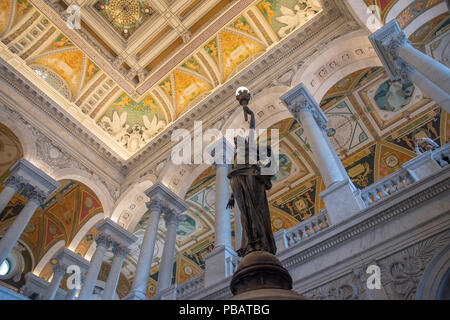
399,44,450,93
299,111,345,187
156,217,178,294
42,267,65,300
0,199,40,264
78,241,108,300
408,68,450,112
234,205,242,251
0,185,18,214
102,249,126,300
129,205,161,296
214,164,232,249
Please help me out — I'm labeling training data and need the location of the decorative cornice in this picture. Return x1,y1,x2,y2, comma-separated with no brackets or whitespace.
0,61,126,169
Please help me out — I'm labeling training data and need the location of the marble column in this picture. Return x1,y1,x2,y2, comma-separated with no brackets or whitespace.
281,84,365,225
65,288,78,300
156,211,180,294
42,264,66,300
102,244,129,300
369,20,450,112
0,158,59,265
0,176,24,213
214,163,232,249
78,234,110,300
127,199,162,300
0,189,46,265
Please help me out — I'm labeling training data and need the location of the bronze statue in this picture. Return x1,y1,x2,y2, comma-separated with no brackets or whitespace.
226,88,276,257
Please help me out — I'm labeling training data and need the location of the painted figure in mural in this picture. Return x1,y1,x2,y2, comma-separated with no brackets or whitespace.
276,0,322,37
226,88,276,257
375,79,414,112
414,137,439,154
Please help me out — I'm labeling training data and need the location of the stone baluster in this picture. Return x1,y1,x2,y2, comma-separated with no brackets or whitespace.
369,20,450,112
78,234,111,300
102,244,130,300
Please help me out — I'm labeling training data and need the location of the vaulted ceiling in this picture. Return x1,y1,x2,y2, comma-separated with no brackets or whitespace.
0,0,323,157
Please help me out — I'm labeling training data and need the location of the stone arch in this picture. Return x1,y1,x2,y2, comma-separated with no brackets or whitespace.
416,244,450,300
291,30,382,103
51,167,113,218
162,85,292,200
68,212,104,252
32,240,65,277
110,177,155,232
0,112,35,162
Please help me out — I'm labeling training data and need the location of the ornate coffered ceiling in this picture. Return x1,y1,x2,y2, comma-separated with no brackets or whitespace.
0,0,326,159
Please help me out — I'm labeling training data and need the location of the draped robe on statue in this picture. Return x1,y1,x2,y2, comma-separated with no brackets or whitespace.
228,141,276,257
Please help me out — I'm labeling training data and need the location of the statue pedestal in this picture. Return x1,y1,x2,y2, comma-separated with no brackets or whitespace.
230,251,306,300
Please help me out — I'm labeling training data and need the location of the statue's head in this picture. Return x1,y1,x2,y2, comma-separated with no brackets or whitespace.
236,87,251,106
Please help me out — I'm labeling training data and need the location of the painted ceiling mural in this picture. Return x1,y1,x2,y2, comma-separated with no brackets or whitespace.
73,166,222,298
0,0,324,157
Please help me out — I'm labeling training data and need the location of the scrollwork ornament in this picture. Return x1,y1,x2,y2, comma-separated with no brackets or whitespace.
388,255,424,300
147,197,162,213
4,175,26,192
394,58,413,84
112,244,130,258
163,211,183,227
384,32,409,60
26,188,48,205
96,234,112,248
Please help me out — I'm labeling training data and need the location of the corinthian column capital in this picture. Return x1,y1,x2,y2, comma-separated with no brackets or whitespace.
95,234,112,249
4,175,26,192
281,83,329,133
384,31,410,59
112,243,130,258
369,20,412,83
163,210,183,227
25,186,48,205
146,196,162,213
